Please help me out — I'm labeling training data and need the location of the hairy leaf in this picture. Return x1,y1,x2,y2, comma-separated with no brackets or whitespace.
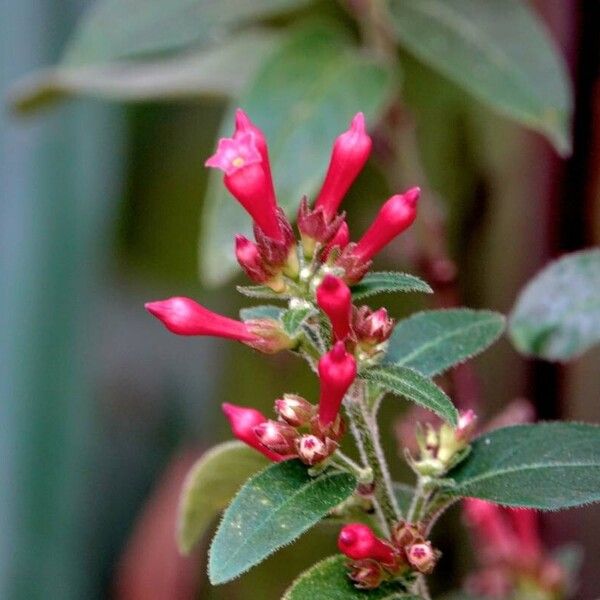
62,0,310,65
509,248,600,361
283,555,420,600
239,305,283,321
362,365,458,426
200,21,397,285
389,0,573,154
445,423,600,509
209,460,356,584
351,271,433,301
177,441,269,554
9,31,279,115
282,306,316,336
384,309,505,376
236,284,289,300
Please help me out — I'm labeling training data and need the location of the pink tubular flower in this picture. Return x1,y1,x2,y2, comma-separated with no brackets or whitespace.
222,403,285,461
315,113,372,219
338,524,396,565
145,297,257,342
352,187,420,262
317,341,357,426
205,127,282,241
316,275,352,340
235,235,271,284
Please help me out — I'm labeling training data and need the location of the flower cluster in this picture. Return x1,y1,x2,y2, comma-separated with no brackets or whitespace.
337,521,441,589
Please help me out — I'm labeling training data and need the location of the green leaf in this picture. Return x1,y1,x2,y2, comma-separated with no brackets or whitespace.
62,0,311,65
384,309,505,376
240,305,284,321
282,306,316,336
208,460,356,584
9,31,279,115
394,482,415,515
283,555,420,600
236,284,289,300
177,441,269,554
200,21,397,286
445,423,600,509
351,271,433,301
389,0,573,154
509,248,600,361
362,365,458,426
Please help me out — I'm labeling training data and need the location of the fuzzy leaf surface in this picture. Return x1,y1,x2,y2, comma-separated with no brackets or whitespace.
177,441,269,554
351,271,433,301
362,365,458,426
509,249,600,361
384,309,505,376
282,306,316,336
283,555,420,600
236,284,289,300
389,0,573,154
239,305,283,321
62,0,310,65
445,423,600,509
209,460,356,584
200,22,397,285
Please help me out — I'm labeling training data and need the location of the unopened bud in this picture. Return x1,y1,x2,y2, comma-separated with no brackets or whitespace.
274,394,314,427
352,306,395,348
338,523,397,566
406,542,439,574
348,559,384,590
253,420,298,455
295,434,336,466
392,521,425,549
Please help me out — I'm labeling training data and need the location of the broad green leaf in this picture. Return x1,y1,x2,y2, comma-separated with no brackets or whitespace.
9,31,279,115
282,306,316,336
445,423,600,509
177,441,269,554
384,309,505,376
394,482,415,515
351,271,433,301
236,284,290,300
240,305,283,321
362,365,458,426
389,0,573,154
62,0,310,65
200,22,397,286
283,555,420,600
208,460,356,584
509,248,600,361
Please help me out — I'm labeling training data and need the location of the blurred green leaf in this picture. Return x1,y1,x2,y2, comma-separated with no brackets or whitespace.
509,249,600,361
283,555,419,599
394,482,414,514
282,306,316,336
200,21,398,286
362,365,458,425
240,305,284,321
351,271,433,301
445,423,600,509
237,284,291,300
389,0,573,154
177,441,269,554
209,460,356,584
62,0,311,65
384,309,505,376
9,31,280,115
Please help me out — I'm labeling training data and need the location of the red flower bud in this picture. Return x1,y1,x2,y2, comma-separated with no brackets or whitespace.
353,187,420,262
317,275,352,341
235,235,271,284
348,559,384,590
295,434,336,466
253,419,298,455
352,306,395,346
317,342,357,427
222,403,284,461
145,297,257,341
205,130,283,241
274,394,314,427
338,524,396,565
456,409,478,442
322,221,350,261
406,542,439,574
315,113,372,219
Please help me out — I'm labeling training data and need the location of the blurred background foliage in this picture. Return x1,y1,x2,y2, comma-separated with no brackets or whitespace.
2,0,600,598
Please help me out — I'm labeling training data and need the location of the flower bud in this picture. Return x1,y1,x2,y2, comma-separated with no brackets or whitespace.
244,318,295,354
205,131,283,241
235,235,272,284
315,113,372,219
353,187,420,262
335,243,372,284
253,209,298,278
392,521,425,550
322,221,350,261
437,410,478,463
456,409,478,442
274,394,314,427
352,306,395,346
338,524,397,566
253,419,298,455
317,275,352,341
311,413,345,442
222,403,284,461
295,434,335,466
145,297,257,341
317,342,357,426
406,542,439,574
297,197,346,256
348,559,384,590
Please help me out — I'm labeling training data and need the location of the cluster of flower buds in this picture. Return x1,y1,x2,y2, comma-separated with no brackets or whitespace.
408,410,478,477
337,521,441,589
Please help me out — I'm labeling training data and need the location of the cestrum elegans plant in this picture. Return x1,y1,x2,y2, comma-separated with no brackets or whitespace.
146,111,600,599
